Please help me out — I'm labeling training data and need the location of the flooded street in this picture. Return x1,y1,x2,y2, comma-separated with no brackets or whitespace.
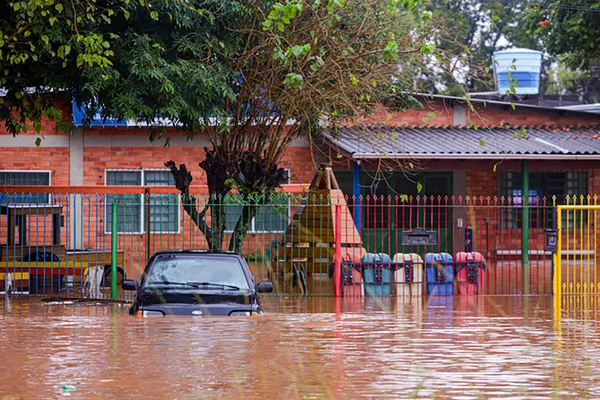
1,295,599,399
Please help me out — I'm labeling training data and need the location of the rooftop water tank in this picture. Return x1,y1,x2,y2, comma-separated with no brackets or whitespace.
492,48,542,96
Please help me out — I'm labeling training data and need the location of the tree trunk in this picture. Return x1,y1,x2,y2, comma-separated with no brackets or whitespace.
208,195,227,251
228,203,258,253
166,160,228,251
167,147,288,253
180,193,216,250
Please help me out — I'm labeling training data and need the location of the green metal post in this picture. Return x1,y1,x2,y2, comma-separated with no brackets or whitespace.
111,202,118,300
522,159,530,294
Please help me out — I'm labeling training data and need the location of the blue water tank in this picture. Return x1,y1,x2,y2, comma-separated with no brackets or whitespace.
493,48,542,96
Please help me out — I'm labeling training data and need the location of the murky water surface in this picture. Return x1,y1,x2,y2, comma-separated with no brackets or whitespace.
0,295,599,399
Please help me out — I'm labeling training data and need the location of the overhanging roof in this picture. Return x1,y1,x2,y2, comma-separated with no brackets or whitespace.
325,126,600,160
556,104,600,114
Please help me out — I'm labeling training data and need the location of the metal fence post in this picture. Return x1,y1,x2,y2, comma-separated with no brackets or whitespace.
111,202,118,300
145,188,151,261
522,159,530,294
334,204,342,297
555,206,563,297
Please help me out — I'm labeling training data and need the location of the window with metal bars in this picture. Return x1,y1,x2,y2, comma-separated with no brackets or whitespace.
0,171,51,204
224,169,290,233
334,171,448,231
499,171,588,229
104,170,179,234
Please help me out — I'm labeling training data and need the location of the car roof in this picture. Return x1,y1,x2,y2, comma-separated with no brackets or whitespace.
151,250,243,257
144,250,253,282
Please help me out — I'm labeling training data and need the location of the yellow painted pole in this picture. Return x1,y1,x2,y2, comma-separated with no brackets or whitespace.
556,206,562,297
594,205,598,294
553,202,562,345
553,260,561,328
579,196,584,294
586,198,591,294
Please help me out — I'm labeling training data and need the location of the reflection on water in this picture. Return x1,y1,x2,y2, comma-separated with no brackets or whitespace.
1,295,599,399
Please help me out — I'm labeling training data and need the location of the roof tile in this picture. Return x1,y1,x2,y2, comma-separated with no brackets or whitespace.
325,126,600,159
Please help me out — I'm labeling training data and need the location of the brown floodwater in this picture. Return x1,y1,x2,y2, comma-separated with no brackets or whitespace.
0,295,599,399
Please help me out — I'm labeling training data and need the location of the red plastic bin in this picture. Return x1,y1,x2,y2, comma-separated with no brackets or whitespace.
454,252,486,295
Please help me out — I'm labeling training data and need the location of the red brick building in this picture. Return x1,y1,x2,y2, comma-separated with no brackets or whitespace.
1,93,600,291
315,95,600,295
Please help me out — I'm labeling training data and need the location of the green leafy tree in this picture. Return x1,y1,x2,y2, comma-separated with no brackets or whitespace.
544,61,600,104
1,0,440,251
0,0,130,134
427,0,541,95
526,0,600,69
166,0,438,251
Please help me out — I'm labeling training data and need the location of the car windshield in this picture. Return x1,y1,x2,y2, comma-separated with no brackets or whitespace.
144,255,250,291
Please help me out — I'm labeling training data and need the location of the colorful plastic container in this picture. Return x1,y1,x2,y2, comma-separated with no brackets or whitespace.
362,253,393,296
425,253,454,296
454,252,486,295
392,253,424,296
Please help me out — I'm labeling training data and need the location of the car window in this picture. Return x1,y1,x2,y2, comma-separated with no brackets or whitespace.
145,255,250,290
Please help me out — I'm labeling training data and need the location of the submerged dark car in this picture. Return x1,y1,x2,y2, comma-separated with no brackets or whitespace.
122,251,273,317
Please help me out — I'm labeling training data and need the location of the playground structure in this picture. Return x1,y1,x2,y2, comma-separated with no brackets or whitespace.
268,165,489,296
269,164,365,293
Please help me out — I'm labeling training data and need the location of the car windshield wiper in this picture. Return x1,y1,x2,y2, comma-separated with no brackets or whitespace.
187,282,242,291
148,280,201,288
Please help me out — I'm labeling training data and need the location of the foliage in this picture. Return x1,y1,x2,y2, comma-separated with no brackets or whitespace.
426,0,540,95
545,61,600,103
526,0,600,69
0,0,123,134
0,0,233,135
162,0,438,251
426,0,600,103
1,0,440,251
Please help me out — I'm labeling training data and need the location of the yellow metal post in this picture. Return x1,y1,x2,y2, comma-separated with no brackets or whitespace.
579,197,584,294
556,204,600,295
556,206,562,297
586,198,591,294
595,206,598,294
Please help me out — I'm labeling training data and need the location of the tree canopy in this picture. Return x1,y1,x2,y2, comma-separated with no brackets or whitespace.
526,0,600,69
0,0,235,135
426,0,541,95
1,0,440,250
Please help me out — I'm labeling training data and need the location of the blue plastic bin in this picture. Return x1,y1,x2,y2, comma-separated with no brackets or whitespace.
425,253,454,295
362,253,393,296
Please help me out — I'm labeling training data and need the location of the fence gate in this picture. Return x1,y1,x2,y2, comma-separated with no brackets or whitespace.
556,205,600,295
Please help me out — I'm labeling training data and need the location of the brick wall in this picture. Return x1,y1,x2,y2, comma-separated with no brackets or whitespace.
463,160,600,259
464,159,600,198
0,147,70,184
83,144,315,185
360,102,454,126
77,140,316,266
372,96,600,127
467,102,600,127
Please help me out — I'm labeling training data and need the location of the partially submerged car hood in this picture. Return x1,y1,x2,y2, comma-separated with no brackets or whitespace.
134,290,258,316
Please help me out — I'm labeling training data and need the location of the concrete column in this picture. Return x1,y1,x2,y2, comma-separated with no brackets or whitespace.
352,161,361,232
452,103,467,127
69,127,84,250
453,169,467,252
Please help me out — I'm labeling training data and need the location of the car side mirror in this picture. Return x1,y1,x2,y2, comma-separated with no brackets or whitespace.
256,282,273,293
122,279,139,291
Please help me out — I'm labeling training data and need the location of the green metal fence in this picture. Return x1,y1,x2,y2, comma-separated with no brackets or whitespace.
2,191,591,299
